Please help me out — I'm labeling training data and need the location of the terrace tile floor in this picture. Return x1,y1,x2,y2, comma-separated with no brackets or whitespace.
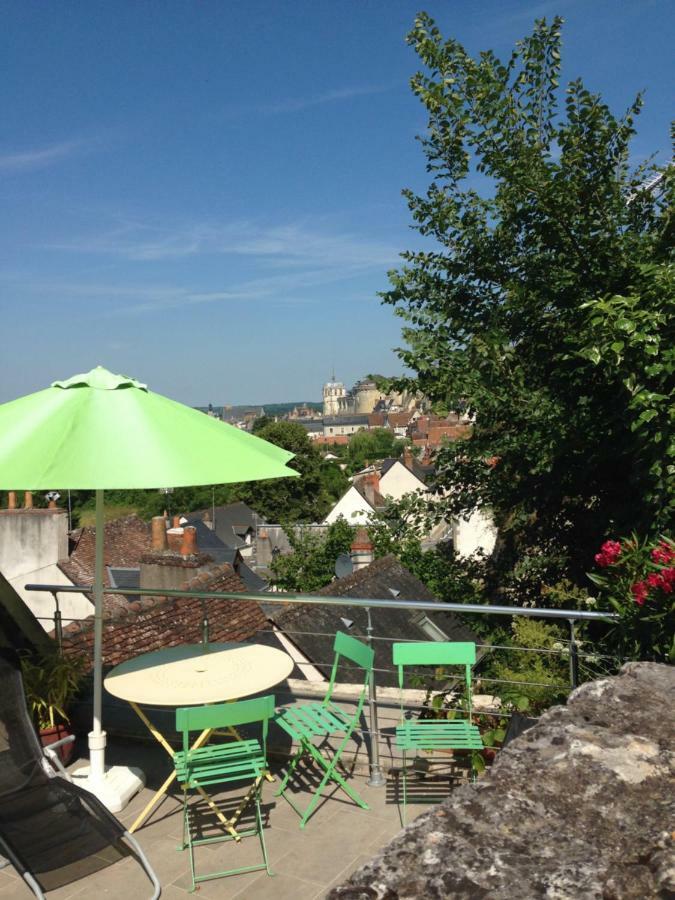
0,739,450,899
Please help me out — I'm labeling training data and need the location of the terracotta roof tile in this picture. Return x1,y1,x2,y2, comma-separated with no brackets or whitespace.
61,563,267,670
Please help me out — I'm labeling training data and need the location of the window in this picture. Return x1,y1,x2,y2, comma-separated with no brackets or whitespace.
412,613,450,642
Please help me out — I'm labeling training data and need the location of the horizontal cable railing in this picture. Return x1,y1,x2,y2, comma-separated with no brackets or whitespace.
25,582,620,786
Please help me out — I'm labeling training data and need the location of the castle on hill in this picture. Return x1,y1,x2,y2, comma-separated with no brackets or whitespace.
322,374,418,417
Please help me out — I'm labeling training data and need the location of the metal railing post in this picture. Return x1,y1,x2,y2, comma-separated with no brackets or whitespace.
568,619,579,690
52,593,63,654
201,599,209,648
365,607,385,788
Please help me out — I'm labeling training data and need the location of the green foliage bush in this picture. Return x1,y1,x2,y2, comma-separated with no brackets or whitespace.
486,618,570,712
270,519,355,592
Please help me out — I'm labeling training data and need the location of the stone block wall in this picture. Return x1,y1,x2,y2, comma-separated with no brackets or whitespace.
329,662,675,899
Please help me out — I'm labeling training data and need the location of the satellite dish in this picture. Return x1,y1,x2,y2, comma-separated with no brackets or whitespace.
388,587,401,598
45,491,61,502
340,617,354,630
335,553,354,579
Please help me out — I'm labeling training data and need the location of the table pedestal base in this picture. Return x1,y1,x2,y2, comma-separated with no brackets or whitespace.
71,764,145,813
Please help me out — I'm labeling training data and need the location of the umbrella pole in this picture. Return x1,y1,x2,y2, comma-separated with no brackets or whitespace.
89,489,107,780
76,488,145,810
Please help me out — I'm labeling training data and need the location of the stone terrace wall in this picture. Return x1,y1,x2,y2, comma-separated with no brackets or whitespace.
329,662,675,900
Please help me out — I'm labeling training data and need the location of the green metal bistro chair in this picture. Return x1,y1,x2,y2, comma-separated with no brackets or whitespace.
174,695,275,891
393,641,483,823
275,631,374,828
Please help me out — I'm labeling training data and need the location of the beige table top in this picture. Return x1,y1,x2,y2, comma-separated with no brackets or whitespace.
104,642,294,706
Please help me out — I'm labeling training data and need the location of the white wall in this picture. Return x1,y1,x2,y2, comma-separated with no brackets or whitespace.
323,486,374,526
379,461,429,502
0,509,68,581
0,510,92,631
9,564,92,632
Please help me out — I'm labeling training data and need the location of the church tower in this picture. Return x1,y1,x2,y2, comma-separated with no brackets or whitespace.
323,372,347,417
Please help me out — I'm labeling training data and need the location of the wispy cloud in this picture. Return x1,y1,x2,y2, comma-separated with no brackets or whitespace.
4,264,377,317
261,84,392,114
0,139,86,173
17,216,404,316
46,218,400,270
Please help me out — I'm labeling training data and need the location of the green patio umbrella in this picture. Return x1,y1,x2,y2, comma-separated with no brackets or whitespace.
0,366,297,809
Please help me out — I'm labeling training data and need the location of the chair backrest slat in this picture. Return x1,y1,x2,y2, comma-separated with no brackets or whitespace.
176,695,275,736
392,641,475,667
324,631,374,713
392,641,477,719
333,631,375,671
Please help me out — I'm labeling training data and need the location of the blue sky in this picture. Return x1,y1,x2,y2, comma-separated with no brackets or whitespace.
1,0,672,405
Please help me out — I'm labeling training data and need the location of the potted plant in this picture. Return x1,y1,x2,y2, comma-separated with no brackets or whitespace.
20,648,86,765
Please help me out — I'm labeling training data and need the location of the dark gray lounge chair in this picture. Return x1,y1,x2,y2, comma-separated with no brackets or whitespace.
0,647,160,899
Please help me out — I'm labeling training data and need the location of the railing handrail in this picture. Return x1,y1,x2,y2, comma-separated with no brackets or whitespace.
24,582,618,623
24,579,620,787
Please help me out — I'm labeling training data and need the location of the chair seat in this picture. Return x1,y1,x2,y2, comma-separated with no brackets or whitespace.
395,719,483,751
276,701,353,741
174,739,266,789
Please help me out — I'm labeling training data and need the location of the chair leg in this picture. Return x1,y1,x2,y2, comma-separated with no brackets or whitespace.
255,789,273,877
297,741,369,828
179,786,188,850
401,749,407,826
185,802,198,894
21,872,45,900
122,831,161,900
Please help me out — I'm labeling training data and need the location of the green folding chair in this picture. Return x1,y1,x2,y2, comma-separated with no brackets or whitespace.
393,641,483,823
275,631,374,828
174,695,275,891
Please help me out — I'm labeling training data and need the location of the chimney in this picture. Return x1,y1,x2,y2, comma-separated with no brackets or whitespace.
151,515,168,551
7,491,17,510
180,525,198,557
24,491,33,509
361,472,380,507
350,528,374,571
166,527,184,552
140,525,212,596
403,447,414,470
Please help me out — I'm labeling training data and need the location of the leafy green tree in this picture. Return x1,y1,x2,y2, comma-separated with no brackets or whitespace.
368,493,485,606
270,518,356,591
236,420,334,522
345,428,406,474
251,415,274,434
383,14,674,594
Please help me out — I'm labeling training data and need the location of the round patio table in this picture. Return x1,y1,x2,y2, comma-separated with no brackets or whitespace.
104,642,293,832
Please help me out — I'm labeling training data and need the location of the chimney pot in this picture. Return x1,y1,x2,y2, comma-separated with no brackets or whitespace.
151,515,169,551
24,491,33,509
350,527,374,571
172,514,181,528
180,525,198,557
48,499,57,509
8,491,17,510
361,471,380,506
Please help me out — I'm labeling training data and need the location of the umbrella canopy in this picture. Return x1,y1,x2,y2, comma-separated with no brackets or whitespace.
0,366,295,489
0,366,297,805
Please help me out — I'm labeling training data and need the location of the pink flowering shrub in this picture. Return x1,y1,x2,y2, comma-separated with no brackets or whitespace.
588,535,675,663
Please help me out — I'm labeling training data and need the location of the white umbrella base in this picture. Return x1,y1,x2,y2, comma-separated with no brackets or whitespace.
71,764,146,813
